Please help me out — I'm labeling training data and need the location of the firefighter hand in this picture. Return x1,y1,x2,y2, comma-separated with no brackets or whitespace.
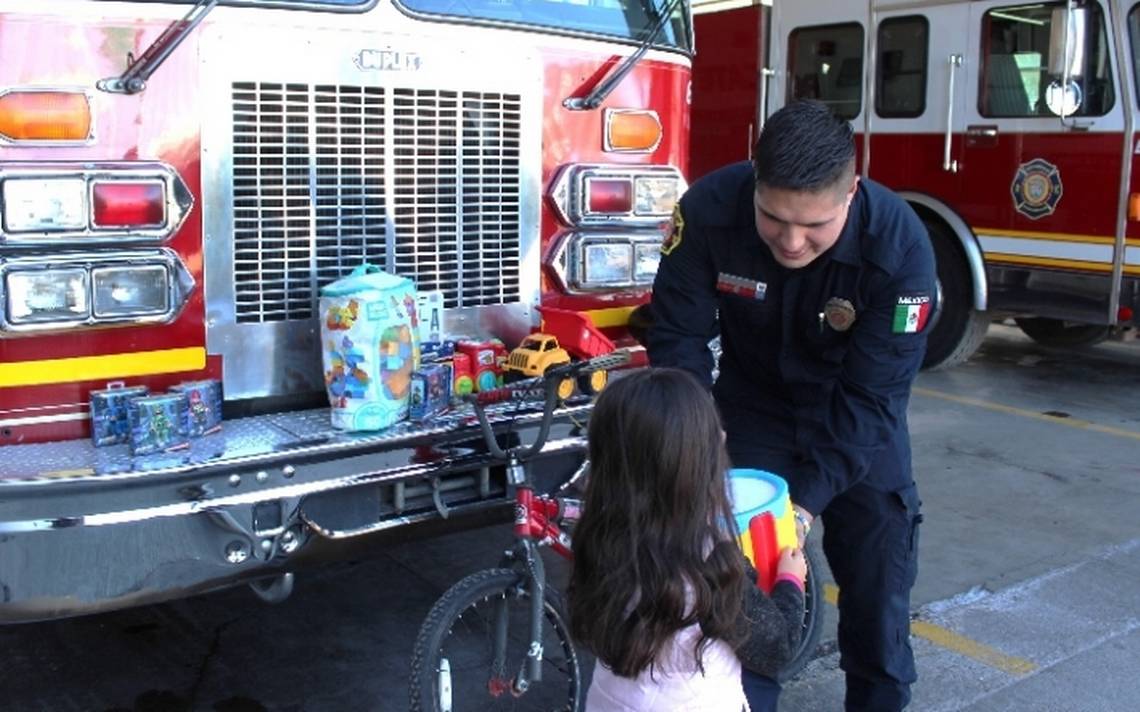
776,546,807,588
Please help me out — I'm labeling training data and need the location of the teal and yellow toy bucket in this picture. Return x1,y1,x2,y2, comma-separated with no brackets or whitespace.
728,468,798,592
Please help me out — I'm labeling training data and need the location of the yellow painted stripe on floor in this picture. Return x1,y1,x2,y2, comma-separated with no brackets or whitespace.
821,584,1037,676
914,386,1140,442
910,621,1038,676
582,306,636,329
0,347,206,388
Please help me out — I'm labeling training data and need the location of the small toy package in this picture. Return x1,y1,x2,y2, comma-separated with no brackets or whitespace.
420,339,457,364
128,393,190,455
416,290,445,344
409,363,453,422
319,264,420,431
90,382,149,447
169,379,223,437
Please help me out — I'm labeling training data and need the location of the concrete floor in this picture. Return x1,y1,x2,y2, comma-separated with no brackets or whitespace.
1,324,1138,711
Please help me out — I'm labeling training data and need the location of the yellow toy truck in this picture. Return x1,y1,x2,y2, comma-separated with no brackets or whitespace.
503,307,615,399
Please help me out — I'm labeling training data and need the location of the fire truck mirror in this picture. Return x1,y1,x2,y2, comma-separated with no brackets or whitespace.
1047,5,1087,79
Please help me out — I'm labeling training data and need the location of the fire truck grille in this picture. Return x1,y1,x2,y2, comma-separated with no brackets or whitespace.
231,82,523,323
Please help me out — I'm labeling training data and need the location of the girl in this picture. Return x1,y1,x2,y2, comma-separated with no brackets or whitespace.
569,367,806,712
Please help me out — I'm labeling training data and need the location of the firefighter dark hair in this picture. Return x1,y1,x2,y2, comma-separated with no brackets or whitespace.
567,367,746,678
752,99,856,195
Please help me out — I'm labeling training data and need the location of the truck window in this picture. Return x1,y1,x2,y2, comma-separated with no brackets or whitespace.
398,0,693,52
979,2,1114,118
876,16,928,118
787,23,865,120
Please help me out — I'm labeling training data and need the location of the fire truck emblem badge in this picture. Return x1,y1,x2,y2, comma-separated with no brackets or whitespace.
1011,158,1063,220
717,272,766,300
354,48,423,72
661,204,684,255
824,297,856,331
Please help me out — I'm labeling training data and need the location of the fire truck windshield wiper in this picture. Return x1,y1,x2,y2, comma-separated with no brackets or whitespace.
97,0,220,95
563,0,684,111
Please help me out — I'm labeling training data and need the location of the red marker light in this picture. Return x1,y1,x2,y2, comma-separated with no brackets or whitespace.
92,181,165,228
586,178,633,214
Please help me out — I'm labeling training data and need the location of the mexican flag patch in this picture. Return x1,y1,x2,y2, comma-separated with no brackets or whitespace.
892,295,932,334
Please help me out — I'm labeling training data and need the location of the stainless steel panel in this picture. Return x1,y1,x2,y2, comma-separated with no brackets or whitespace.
201,26,543,400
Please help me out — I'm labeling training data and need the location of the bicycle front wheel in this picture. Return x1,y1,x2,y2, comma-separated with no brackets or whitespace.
409,568,583,712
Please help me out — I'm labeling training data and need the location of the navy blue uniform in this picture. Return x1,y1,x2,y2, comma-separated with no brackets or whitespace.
648,162,933,711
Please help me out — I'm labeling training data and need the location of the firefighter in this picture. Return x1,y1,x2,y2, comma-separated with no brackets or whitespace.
647,100,934,711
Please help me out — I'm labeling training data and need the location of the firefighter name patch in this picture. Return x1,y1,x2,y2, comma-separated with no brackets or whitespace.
661,204,684,256
1011,158,1063,220
892,295,931,334
717,272,767,300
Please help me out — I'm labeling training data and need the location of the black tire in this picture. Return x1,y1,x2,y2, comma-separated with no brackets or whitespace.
777,542,825,682
921,220,990,370
576,369,607,397
409,568,583,712
1014,317,1110,348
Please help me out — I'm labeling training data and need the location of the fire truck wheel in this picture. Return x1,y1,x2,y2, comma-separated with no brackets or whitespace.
922,221,990,371
1013,317,1111,348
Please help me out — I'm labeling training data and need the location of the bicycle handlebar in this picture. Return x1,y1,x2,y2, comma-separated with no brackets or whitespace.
465,349,633,462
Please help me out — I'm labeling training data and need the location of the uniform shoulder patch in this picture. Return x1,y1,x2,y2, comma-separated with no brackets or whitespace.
660,203,684,256
892,294,932,334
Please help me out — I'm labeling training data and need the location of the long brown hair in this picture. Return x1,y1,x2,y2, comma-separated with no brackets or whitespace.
568,367,746,678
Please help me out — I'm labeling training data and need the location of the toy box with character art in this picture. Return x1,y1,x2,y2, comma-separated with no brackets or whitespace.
408,363,453,422
128,393,190,455
90,382,149,446
169,379,223,437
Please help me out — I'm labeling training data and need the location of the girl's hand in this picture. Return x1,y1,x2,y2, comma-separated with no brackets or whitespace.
777,546,807,586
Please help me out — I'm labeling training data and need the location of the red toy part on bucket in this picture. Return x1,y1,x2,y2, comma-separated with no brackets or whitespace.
749,511,780,593
535,306,615,360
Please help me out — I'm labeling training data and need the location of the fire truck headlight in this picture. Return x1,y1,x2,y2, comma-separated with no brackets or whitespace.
634,243,661,282
550,164,686,227
1,177,88,232
0,250,195,333
583,241,633,286
0,163,193,245
634,176,681,217
5,268,90,324
92,265,170,318
549,232,662,292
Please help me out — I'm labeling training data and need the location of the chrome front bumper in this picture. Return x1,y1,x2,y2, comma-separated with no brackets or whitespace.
0,402,590,623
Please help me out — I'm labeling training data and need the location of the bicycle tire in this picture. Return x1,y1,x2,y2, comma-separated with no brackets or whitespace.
778,542,825,682
409,568,583,712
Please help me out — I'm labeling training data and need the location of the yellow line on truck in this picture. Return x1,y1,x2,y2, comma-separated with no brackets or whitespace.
0,347,206,388
914,387,1140,442
822,584,1037,676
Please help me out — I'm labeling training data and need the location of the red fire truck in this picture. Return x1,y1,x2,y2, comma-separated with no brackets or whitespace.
691,0,1140,368
0,0,691,622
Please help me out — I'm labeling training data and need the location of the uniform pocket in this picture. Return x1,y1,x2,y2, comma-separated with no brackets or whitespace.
891,483,923,591
719,293,776,333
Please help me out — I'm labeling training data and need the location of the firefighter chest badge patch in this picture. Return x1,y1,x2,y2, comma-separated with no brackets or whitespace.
717,272,767,300
661,204,684,255
1011,158,1063,220
892,295,932,334
823,297,856,331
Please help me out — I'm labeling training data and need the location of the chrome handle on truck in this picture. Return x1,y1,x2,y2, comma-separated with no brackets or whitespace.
944,54,963,173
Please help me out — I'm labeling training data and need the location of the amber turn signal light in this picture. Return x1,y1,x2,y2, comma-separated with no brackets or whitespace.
604,109,662,153
0,91,92,142
1129,193,1140,222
